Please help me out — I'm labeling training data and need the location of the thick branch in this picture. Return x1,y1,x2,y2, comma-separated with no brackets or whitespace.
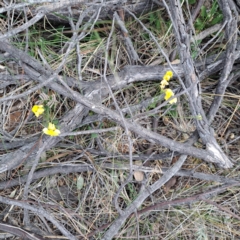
166,0,234,168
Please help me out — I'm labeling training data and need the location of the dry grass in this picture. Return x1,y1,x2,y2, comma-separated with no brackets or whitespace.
0,1,240,239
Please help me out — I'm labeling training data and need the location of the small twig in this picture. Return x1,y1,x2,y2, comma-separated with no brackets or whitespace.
165,0,233,168
60,126,119,137
114,11,139,63
201,199,240,221
207,1,238,122
114,173,133,215
23,139,48,225
0,0,61,14
53,77,231,167
136,182,240,216
0,165,93,190
221,99,240,137
191,23,223,42
0,10,46,40
54,76,228,165
103,15,135,214
67,6,83,82
0,160,239,193
86,181,240,238
102,155,187,239
0,72,60,103
0,196,77,240
196,21,227,57
0,222,45,240
189,0,205,23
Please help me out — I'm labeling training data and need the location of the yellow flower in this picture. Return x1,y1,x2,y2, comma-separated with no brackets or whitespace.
163,70,173,81
43,123,60,137
32,105,44,117
160,79,169,89
165,71,173,78
164,89,177,104
163,74,171,81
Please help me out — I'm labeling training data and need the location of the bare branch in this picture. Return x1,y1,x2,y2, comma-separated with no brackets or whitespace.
0,196,77,240
164,0,233,168
102,155,187,239
0,10,46,40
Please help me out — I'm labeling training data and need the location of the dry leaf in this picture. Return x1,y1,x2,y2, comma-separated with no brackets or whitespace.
171,59,180,64
134,161,144,182
77,175,84,190
163,177,177,194
7,111,22,130
134,171,144,182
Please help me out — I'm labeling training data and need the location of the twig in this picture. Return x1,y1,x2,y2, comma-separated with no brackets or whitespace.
189,0,205,23
0,73,61,102
86,181,240,238
102,155,187,239
0,222,45,240
196,21,227,57
201,198,240,221
0,196,77,240
0,10,46,40
23,139,48,226
104,15,135,214
136,182,240,216
114,11,139,63
0,39,237,174
57,75,233,167
0,165,93,190
59,126,119,137
0,0,61,15
207,1,238,122
164,0,232,168
191,23,223,42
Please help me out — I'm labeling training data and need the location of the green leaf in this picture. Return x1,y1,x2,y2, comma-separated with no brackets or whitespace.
52,119,59,126
188,0,196,4
0,14,7,19
200,6,207,18
195,18,204,31
210,1,218,16
91,133,98,139
210,14,223,25
147,96,159,110
149,13,155,25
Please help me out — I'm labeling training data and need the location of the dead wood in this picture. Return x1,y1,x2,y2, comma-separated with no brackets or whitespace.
27,0,161,24
0,0,240,239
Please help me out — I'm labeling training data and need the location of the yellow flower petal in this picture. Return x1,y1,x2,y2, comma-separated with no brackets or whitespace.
163,71,173,81
164,89,174,100
164,89,177,104
43,123,60,136
160,79,169,89
48,123,56,131
169,97,177,104
163,75,171,81
32,105,44,117
165,71,173,78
